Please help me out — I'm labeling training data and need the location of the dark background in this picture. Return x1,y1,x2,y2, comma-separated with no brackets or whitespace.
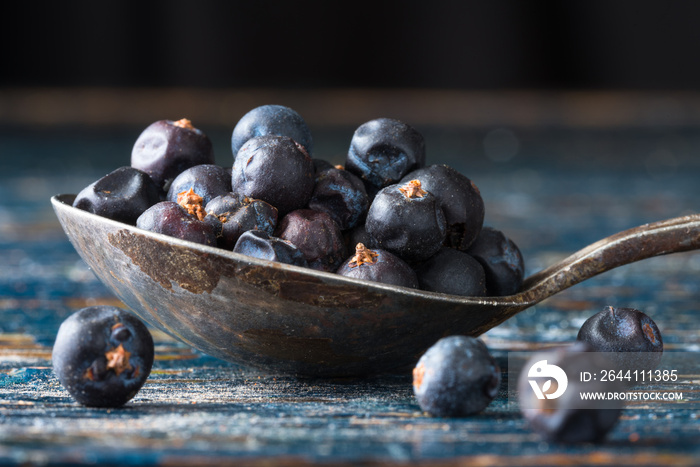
3,0,700,90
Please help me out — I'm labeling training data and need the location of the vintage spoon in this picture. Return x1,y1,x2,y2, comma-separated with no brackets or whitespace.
51,194,700,377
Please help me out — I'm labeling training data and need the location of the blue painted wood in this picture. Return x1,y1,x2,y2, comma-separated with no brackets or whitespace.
1,122,699,465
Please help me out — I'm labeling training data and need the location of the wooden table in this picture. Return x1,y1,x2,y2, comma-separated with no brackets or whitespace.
0,89,698,466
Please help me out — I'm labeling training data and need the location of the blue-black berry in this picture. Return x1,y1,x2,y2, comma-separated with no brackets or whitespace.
73,166,160,225
413,336,501,417
234,230,308,267
365,179,446,263
136,201,219,247
275,209,346,272
466,226,525,296
346,118,426,194
166,164,232,206
131,118,215,192
231,104,313,159
232,135,315,216
401,164,484,251
336,243,418,289
205,193,278,250
52,306,154,408
309,167,369,231
414,247,487,296
577,306,663,373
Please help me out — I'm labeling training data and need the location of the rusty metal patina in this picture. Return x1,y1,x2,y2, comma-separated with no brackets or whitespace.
52,194,700,377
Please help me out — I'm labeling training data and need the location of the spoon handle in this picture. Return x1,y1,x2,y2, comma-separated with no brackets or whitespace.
520,213,700,302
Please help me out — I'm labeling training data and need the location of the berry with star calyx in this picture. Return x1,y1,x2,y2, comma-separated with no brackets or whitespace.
365,179,446,262
336,243,418,288
52,306,154,408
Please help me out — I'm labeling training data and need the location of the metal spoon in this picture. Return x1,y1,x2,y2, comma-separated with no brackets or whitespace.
51,194,700,377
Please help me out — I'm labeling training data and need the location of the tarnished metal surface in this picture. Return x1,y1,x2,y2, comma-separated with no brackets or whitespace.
51,195,700,377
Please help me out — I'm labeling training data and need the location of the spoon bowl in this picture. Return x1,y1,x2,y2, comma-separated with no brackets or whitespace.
51,194,700,377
